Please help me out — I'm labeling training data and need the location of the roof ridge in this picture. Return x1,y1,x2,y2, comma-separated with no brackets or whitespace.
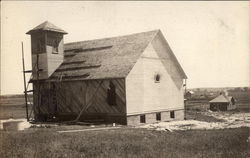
50,29,160,80
209,94,232,103
65,29,160,46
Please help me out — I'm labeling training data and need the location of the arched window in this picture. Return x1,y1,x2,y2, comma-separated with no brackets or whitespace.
155,74,160,83
107,81,116,106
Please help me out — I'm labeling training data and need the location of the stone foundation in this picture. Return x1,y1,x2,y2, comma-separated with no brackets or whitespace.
34,110,184,125
127,109,184,126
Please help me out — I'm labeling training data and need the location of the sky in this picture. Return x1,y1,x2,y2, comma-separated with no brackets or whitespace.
1,1,249,95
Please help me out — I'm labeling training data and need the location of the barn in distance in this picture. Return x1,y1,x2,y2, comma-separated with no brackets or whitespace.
209,94,236,111
27,21,187,125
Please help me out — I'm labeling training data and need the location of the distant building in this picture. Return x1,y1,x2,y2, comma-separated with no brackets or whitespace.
209,94,236,111
26,21,187,125
185,90,194,99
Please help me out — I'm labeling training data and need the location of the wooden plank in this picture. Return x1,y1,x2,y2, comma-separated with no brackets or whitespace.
66,83,84,111
87,79,125,114
94,80,119,113
93,89,116,113
25,90,34,93
35,79,126,121
24,70,32,73
58,127,120,133
56,83,74,113
75,80,104,121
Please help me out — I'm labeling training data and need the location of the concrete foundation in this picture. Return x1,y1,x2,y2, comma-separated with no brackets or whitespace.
127,109,184,126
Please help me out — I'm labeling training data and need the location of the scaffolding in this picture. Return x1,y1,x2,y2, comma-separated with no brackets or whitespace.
22,42,41,122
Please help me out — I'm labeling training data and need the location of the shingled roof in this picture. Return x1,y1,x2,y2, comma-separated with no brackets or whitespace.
209,94,234,103
48,30,186,81
26,21,67,34
49,30,158,81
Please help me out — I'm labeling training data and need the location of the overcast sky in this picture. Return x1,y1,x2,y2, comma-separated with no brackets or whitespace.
1,1,249,95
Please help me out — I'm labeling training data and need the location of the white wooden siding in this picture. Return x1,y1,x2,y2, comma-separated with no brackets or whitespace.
126,34,184,115
47,53,63,77
32,33,64,79
46,34,64,77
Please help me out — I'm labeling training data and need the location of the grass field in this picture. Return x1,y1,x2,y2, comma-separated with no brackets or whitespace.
0,94,249,158
0,127,249,158
186,87,250,112
0,95,32,119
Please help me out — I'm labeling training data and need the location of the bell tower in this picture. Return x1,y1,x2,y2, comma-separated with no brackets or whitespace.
26,21,67,79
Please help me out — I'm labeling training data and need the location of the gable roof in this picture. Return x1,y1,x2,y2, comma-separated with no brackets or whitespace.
186,90,194,94
156,31,187,79
209,94,234,103
48,30,186,81
49,30,158,81
26,21,67,34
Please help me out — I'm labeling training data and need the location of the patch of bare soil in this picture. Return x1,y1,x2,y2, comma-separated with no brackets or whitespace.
139,112,250,131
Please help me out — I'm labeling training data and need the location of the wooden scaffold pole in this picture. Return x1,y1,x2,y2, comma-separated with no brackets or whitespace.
21,42,29,121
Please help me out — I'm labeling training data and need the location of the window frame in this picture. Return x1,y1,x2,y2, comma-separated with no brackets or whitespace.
156,112,161,121
170,111,175,119
140,115,146,123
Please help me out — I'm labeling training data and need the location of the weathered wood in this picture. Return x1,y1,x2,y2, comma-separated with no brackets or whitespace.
64,45,112,53
24,70,32,73
33,79,126,122
25,90,34,93
62,61,86,65
22,42,29,121
75,80,104,121
56,65,101,72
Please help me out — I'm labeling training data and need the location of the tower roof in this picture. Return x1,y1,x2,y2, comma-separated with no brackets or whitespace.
26,21,67,34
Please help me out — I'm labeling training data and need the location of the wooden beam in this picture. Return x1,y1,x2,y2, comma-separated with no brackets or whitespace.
25,90,34,93
49,73,90,79
64,54,75,58
24,69,43,73
64,45,112,53
61,61,86,65
57,127,120,133
21,42,29,122
55,65,101,72
24,70,32,73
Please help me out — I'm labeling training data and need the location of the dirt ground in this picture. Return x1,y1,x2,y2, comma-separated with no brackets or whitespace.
139,111,250,131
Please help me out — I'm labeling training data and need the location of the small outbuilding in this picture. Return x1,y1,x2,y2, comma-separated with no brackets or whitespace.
209,94,236,111
185,90,194,99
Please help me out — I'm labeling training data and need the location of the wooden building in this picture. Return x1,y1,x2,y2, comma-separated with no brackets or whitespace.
209,94,236,111
27,21,187,125
185,90,194,99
